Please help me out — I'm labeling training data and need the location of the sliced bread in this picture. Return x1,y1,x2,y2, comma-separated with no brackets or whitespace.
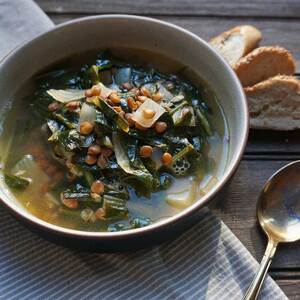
245,75,300,130
209,25,262,67
234,46,295,87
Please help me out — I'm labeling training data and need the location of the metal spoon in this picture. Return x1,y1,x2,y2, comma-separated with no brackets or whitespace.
243,160,300,300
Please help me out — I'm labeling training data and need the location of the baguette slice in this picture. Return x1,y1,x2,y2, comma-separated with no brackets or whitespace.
245,75,300,130
209,25,262,67
235,46,295,87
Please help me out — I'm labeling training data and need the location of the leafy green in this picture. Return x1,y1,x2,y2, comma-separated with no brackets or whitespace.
55,129,81,151
62,183,90,200
126,139,138,166
25,53,215,228
100,135,113,149
35,68,83,90
127,129,168,150
108,217,151,232
95,110,111,130
59,207,81,218
130,217,151,228
4,173,30,191
112,133,154,192
83,171,94,187
159,173,173,190
191,136,203,152
47,119,61,134
106,190,129,200
173,144,195,163
164,134,190,151
52,113,76,129
169,101,189,116
194,106,212,136
99,99,129,132
171,106,190,126
103,194,128,219
11,155,50,188
89,65,100,84
89,61,114,84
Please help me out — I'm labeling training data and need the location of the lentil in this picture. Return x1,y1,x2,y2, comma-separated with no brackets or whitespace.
155,121,167,133
127,97,138,110
140,86,151,97
91,180,105,195
91,85,101,96
87,144,101,156
95,208,106,220
152,92,163,102
161,152,173,166
139,145,153,158
125,113,135,127
62,198,78,209
109,92,121,104
85,155,97,165
48,102,61,112
85,89,93,98
80,121,94,135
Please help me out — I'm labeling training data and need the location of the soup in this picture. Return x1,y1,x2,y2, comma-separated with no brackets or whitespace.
0,50,229,232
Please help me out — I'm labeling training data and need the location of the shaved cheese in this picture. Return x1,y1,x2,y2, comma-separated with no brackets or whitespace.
199,176,218,195
79,103,96,126
158,85,173,102
96,82,115,99
171,94,185,103
47,89,85,103
166,178,198,209
133,99,166,128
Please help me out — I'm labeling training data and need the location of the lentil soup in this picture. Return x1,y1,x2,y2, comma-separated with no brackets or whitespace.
0,49,229,232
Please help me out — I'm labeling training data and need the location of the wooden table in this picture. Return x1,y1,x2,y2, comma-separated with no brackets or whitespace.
36,1,300,298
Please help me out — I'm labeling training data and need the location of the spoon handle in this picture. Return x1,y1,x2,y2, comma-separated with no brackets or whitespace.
243,239,278,300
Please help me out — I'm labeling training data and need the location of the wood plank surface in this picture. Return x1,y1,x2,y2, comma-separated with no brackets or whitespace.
50,14,300,78
37,0,300,18
246,130,300,155
211,159,300,269
276,280,300,300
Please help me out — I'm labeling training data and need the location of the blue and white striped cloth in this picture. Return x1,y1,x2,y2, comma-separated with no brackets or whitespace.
0,1,287,299
0,207,286,299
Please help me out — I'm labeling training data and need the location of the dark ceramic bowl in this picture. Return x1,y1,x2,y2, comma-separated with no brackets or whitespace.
0,15,248,251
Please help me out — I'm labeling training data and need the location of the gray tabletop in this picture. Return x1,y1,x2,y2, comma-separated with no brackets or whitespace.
35,1,300,298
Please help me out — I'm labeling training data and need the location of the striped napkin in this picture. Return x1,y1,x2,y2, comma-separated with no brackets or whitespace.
0,1,287,299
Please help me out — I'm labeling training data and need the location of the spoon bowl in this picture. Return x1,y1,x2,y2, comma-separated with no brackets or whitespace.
244,160,300,300
258,160,300,243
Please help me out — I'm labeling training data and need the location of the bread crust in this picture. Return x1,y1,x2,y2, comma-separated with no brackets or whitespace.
245,75,300,130
209,25,262,67
234,46,295,87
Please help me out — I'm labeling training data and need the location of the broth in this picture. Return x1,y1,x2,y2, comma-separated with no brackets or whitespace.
0,49,229,232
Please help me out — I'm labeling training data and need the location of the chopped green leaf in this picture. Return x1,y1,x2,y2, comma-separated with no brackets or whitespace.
4,173,30,191
56,129,81,151
52,113,76,129
103,194,128,219
99,99,129,132
195,107,212,136
112,133,154,191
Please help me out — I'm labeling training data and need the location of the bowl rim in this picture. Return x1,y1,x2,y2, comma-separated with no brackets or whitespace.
0,14,249,239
